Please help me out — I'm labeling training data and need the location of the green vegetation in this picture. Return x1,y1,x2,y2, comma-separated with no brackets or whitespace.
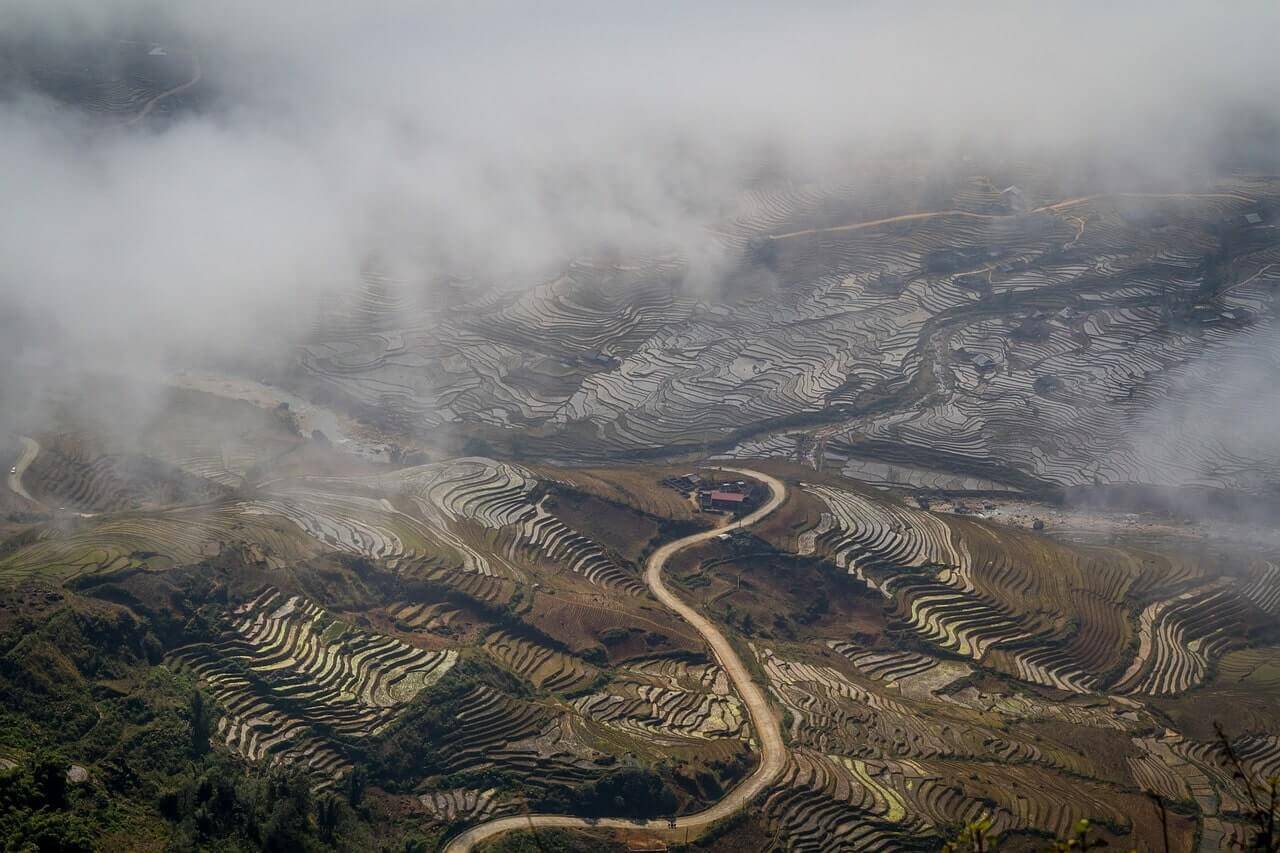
7,391,1280,853
533,766,678,820
597,627,632,646
478,828,627,853
0,595,389,852
369,656,528,787
157,758,372,852
0,751,97,853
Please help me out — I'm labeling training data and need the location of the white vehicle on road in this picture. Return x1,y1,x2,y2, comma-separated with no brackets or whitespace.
8,437,40,503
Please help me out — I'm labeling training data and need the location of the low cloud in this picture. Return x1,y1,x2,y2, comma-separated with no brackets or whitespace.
2,0,1279,439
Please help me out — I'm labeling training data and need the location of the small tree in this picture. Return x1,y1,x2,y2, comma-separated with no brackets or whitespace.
31,749,68,810
1047,819,1108,851
190,690,212,758
947,814,993,845
1215,722,1280,852
316,794,341,842
942,815,996,852
346,765,367,808
944,817,1113,852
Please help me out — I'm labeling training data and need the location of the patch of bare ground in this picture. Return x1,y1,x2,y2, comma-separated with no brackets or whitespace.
520,588,704,662
529,464,710,524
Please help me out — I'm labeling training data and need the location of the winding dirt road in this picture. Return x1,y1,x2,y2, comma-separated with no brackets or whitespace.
767,191,1257,241
7,436,39,503
126,45,202,126
443,466,789,852
769,209,1003,240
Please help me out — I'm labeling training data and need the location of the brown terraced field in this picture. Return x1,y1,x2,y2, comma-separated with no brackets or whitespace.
5,168,1280,852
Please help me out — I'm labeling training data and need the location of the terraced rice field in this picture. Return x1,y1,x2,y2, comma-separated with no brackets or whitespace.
482,630,599,692
571,656,747,746
786,481,1280,702
288,175,1280,503
169,588,457,782
418,683,605,786
9,166,1280,850
23,433,229,513
476,624,749,758
695,468,1280,851
760,750,929,852
194,457,652,594
21,37,200,122
751,638,1218,849
419,787,512,825
0,505,316,586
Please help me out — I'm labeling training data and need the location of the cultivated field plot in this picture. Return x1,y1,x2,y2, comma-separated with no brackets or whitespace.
0,504,317,586
289,176,1280,498
0,454,647,596
570,656,747,748
238,456,650,593
716,471,1280,851
13,35,200,121
787,481,1280,697
21,432,230,513
5,170,1280,850
169,587,458,783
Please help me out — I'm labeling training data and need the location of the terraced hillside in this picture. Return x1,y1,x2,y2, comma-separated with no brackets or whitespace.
0,503,318,586
0,448,652,594
23,432,230,513
571,656,747,747
4,33,202,122
750,641,1185,849
4,171,1280,850
7,8,1280,850
235,457,650,594
660,464,1280,852
168,587,458,782
0,441,751,825
5,416,1280,851
286,176,1280,500
775,474,1269,697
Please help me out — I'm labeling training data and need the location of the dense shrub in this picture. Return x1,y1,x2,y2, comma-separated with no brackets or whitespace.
533,767,678,820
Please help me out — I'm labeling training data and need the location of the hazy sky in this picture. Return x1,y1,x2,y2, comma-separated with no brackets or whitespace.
2,1,1279,424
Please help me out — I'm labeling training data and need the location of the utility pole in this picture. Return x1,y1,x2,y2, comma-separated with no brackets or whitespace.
521,798,546,853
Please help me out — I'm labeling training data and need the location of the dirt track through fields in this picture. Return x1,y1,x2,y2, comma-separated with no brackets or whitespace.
7,437,39,503
442,466,789,852
766,191,1257,241
126,45,202,126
